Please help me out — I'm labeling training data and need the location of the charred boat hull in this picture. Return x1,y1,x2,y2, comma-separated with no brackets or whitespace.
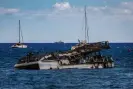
14,62,39,70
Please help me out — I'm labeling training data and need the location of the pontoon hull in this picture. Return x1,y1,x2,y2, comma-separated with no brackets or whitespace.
14,62,39,69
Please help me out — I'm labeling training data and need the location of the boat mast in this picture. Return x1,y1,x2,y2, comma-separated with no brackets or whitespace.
19,20,21,43
84,6,89,43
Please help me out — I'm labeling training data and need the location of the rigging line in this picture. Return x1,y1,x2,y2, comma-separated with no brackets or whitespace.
81,8,85,42
19,20,20,43
20,24,24,44
84,6,87,42
20,26,24,44
19,20,24,44
86,12,89,43
86,24,89,43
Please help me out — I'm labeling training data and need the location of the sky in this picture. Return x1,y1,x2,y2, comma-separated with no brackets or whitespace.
0,0,133,43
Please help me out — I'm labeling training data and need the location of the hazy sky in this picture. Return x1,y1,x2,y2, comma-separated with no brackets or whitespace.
0,0,133,43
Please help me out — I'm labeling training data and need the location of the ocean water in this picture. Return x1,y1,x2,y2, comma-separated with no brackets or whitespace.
0,43,133,89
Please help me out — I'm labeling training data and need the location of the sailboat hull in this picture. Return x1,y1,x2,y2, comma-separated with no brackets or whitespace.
11,44,27,48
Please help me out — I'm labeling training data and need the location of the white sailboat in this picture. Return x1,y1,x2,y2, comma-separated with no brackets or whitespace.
11,20,27,48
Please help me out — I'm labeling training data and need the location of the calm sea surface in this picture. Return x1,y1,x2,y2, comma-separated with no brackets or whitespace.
0,43,133,89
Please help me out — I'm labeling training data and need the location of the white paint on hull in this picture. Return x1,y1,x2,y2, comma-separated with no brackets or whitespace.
98,64,103,68
59,64,94,69
38,60,59,70
112,63,114,67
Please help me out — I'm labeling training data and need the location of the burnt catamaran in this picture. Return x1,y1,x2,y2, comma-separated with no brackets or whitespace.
14,41,114,70
14,6,114,70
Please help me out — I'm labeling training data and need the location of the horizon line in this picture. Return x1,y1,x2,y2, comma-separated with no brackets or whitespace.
0,42,133,43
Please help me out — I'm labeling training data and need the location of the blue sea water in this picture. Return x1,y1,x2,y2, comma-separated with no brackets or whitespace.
0,43,133,89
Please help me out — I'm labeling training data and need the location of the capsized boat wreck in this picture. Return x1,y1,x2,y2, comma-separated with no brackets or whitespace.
14,41,114,70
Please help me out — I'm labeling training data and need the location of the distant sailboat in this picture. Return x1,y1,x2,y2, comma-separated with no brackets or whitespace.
11,20,27,48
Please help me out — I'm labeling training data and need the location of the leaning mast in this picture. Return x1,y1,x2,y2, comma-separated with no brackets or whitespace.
84,6,89,43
